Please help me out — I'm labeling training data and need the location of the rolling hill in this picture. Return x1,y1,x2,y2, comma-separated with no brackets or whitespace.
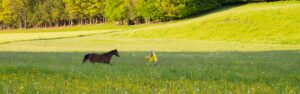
111,1,300,44
0,1,300,93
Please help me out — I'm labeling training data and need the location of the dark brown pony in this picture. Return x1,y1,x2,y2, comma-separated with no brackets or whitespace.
82,49,120,64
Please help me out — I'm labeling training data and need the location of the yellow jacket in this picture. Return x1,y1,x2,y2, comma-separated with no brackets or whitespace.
145,51,158,63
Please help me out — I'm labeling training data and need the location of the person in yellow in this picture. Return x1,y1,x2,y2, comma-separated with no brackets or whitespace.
145,50,158,66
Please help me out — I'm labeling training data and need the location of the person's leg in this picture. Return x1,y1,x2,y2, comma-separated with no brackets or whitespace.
152,62,157,66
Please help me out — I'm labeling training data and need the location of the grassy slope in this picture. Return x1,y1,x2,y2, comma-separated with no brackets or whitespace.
1,1,299,45
112,1,300,44
0,1,300,93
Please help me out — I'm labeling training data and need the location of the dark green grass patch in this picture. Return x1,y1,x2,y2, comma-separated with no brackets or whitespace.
0,51,299,93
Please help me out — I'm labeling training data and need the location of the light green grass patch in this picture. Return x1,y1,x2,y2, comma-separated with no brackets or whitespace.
1,35,300,52
111,1,300,44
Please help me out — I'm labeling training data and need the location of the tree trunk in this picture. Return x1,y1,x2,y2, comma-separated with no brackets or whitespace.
10,23,12,29
24,9,27,29
19,20,22,29
49,22,53,27
56,21,59,27
64,20,66,27
70,20,73,26
24,18,27,29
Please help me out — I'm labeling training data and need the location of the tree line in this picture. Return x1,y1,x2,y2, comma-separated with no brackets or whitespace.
0,0,291,29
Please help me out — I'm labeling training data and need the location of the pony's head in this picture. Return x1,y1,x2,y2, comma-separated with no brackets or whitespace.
82,54,91,63
111,49,120,57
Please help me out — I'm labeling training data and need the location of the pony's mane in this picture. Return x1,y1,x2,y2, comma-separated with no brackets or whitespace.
109,49,118,53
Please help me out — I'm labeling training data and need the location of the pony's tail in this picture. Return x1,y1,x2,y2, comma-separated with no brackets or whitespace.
82,54,90,63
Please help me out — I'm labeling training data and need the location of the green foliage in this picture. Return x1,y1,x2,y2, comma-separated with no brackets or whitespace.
136,0,163,22
63,0,80,25
51,0,66,26
104,0,127,24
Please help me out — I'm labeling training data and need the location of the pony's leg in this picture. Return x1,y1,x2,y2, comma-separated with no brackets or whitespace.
91,61,96,64
106,61,113,65
107,61,110,64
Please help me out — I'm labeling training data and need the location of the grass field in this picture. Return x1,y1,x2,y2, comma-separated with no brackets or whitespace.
1,51,299,93
0,1,300,94
112,1,300,44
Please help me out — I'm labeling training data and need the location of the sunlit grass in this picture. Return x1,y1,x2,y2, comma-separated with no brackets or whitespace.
112,1,300,44
0,1,300,93
1,36,300,52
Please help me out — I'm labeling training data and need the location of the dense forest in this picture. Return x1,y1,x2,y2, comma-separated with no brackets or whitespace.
0,0,292,29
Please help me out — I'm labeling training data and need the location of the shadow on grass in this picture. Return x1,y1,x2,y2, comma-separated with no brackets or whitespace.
0,31,117,45
176,4,245,22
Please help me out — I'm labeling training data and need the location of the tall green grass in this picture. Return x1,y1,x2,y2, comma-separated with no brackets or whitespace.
0,51,299,93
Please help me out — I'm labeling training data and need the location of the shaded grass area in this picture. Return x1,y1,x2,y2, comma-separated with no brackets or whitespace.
0,31,116,45
0,51,299,93
0,30,115,44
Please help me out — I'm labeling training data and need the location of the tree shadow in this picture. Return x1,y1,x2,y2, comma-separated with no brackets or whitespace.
176,4,246,21
0,31,117,45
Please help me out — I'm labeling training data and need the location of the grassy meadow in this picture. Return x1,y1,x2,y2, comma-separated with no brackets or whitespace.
0,1,300,93
1,51,299,93
113,1,300,44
